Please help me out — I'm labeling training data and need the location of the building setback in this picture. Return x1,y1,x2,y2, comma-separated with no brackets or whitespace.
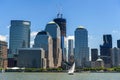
33,31,54,68
0,41,8,69
100,34,112,68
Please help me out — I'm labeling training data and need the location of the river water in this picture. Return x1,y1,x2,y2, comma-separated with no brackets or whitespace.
0,72,120,80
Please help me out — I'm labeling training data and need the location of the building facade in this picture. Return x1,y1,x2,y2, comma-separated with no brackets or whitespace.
53,14,67,62
9,20,31,54
100,34,112,68
45,21,62,68
17,48,46,68
33,31,54,68
91,48,98,61
117,39,120,48
0,41,7,69
74,27,89,68
68,39,74,63
111,47,120,67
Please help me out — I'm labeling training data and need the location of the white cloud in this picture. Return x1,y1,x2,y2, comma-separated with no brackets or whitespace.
31,31,38,37
67,36,74,40
30,31,38,47
0,35,7,41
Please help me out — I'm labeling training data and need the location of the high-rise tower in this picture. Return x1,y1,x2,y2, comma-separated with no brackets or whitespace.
9,20,31,54
117,39,120,48
91,48,98,61
68,39,74,63
74,27,89,68
53,13,67,62
45,21,62,68
100,34,112,67
33,31,54,68
53,13,66,37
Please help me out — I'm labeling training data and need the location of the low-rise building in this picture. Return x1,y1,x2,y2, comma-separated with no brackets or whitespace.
17,48,46,68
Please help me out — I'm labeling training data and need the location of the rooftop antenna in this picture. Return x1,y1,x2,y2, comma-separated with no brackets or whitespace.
57,4,63,18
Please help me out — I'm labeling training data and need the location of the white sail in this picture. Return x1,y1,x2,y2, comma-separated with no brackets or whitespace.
68,62,75,75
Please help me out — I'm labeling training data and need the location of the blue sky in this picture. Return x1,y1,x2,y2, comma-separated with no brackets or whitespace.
0,0,120,49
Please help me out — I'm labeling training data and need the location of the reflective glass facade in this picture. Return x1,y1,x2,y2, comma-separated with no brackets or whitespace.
75,27,89,67
45,21,62,67
33,31,54,68
9,20,30,54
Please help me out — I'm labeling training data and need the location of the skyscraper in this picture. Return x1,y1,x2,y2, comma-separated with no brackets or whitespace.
117,39,120,48
111,47,120,67
91,48,98,61
33,31,54,68
68,39,74,63
9,20,31,54
53,13,67,62
45,21,62,68
53,13,66,37
74,27,89,68
100,34,112,67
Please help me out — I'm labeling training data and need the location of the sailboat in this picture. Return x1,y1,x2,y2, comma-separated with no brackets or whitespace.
68,62,75,75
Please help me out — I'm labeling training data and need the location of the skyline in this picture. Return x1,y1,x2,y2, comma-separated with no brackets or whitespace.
0,0,120,49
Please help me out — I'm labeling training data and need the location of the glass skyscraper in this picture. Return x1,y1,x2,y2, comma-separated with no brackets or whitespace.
9,20,31,54
117,39,120,48
74,27,89,68
53,13,67,62
68,39,74,63
45,21,62,68
33,31,54,68
100,34,112,67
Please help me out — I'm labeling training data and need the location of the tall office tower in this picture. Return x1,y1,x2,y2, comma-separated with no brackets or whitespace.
74,27,89,68
45,21,62,68
53,13,67,61
117,39,120,48
53,13,66,36
9,20,31,54
0,41,8,69
111,47,120,67
68,39,74,63
33,31,54,68
100,34,112,68
91,48,98,61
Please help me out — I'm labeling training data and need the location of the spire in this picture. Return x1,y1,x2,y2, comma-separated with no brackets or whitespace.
57,4,63,18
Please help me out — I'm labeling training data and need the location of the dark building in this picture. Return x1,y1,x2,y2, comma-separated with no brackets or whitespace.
91,48,98,61
100,34,112,67
117,39,120,48
53,13,67,62
53,13,66,37
0,41,8,69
